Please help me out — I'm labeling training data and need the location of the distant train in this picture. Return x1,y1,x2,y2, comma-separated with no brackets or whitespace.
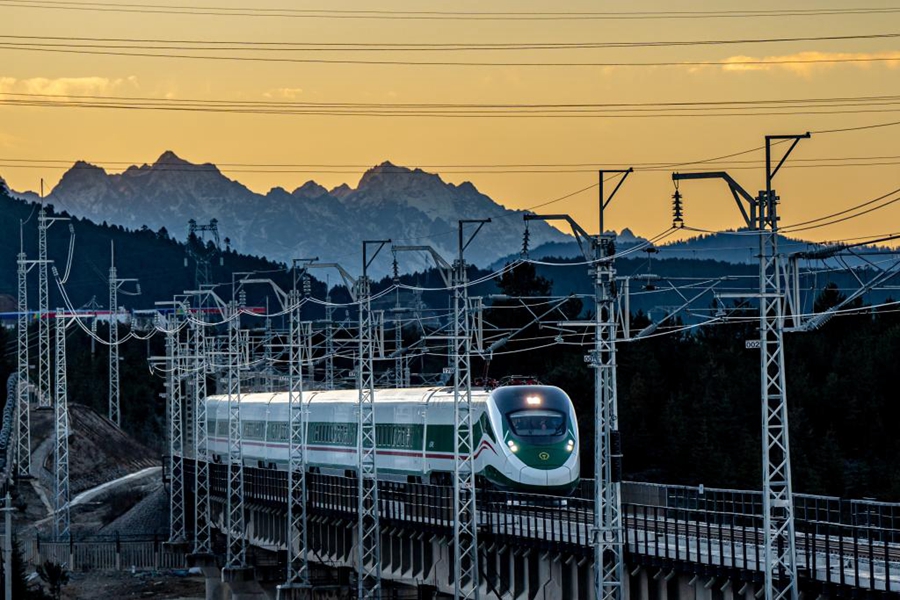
206,385,580,494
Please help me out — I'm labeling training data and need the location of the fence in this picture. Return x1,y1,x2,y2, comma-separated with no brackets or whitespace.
23,535,189,572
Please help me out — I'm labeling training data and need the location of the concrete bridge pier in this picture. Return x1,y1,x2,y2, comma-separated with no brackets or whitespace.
222,566,269,600
188,552,229,600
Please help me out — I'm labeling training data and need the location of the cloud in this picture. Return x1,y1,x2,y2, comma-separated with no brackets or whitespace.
263,87,304,99
0,75,138,98
717,51,900,76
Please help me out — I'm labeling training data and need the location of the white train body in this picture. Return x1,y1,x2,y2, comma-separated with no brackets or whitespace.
206,385,580,493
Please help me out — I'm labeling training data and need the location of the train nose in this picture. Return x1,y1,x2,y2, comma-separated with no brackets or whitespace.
518,466,549,486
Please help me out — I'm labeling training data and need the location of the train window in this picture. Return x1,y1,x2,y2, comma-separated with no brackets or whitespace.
508,410,565,437
267,422,288,442
243,421,265,440
393,427,412,448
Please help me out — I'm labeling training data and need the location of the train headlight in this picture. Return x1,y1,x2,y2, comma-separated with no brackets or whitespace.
566,439,575,452
507,440,519,453
525,395,542,406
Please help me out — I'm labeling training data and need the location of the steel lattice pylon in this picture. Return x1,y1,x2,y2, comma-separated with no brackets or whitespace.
523,173,630,600
394,317,404,388
167,313,187,543
108,243,138,429
452,258,480,600
37,209,51,409
279,291,311,598
759,136,803,600
263,317,275,393
16,249,31,478
192,310,212,554
54,312,70,541
356,272,382,599
324,298,335,390
593,245,624,600
226,309,247,567
109,251,120,427
671,136,806,600
759,195,798,600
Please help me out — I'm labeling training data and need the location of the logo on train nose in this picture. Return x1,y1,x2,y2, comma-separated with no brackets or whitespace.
539,452,550,461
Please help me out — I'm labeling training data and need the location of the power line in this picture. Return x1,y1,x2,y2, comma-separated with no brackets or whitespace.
3,43,900,68
7,90,900,110
4,1,900,20
5,98,900,120
14,90,900,108
3,31,899,51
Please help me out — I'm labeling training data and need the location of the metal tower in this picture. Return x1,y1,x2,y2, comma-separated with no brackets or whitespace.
225,303,247,568
165,309,187,544
391,232,486,600
108,242,139,428
673,134,808,600
357,241,389,599
53,309,71,541
262,314,275,393
325,295,335,390
109,247,120,427
390,261,406,389
278,289,312,598
16,233,34,479
525,168,632,600
453,220,489,600
37,208,68,408
191,303,212,554
186,219,222,290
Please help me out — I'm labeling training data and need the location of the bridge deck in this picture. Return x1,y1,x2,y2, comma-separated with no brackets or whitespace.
180,459,900,593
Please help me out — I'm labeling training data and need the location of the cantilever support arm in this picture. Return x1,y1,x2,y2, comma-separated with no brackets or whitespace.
235,278,289,310
672,171,755,228
307,263,358,302
524,214,595,261
183,287,230,317
392,245,454,287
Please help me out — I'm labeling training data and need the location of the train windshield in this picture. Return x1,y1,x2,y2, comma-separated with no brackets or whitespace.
508,410,565,437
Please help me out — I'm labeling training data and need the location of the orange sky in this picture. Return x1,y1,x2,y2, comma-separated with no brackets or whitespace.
2,0,899,243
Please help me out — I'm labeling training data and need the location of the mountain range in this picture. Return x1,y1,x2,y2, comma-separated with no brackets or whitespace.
11,152,582,276
9,152,895,276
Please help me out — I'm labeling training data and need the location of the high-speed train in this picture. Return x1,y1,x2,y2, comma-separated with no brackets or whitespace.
206,385,580,494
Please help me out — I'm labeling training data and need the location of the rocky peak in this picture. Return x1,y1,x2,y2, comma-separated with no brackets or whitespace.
55,160,108,187
153,150,191,167
350,162,454,212
618,227,639,242
291,180,329,200
329,183,353,199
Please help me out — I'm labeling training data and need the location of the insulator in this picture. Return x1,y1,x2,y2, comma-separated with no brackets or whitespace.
521,222,531,257
672,189,684,228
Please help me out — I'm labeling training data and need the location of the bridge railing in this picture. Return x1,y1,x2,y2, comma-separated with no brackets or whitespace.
480,488,593,548
616,480,900,531
23,534,188,572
